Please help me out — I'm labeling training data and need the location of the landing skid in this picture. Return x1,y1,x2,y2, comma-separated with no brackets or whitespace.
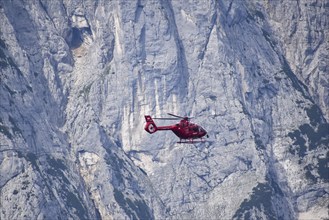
177,139,207,144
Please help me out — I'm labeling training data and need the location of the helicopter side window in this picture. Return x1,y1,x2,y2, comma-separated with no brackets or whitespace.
193,127,198,132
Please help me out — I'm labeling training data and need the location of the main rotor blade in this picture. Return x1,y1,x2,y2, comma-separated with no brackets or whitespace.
167,113,194,121
153,117,178,120
167,113,184,119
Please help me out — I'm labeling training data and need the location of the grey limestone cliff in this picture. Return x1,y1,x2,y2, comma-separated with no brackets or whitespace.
0,0,328,219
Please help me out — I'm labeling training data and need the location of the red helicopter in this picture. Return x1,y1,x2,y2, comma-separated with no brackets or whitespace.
144,113,208,143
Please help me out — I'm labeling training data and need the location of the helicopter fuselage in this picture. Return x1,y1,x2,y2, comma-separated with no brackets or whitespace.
144,115,207,142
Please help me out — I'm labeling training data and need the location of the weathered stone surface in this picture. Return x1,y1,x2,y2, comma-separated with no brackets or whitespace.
0,0,328,219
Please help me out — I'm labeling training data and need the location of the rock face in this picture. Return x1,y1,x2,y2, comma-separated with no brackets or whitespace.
0,0,328,219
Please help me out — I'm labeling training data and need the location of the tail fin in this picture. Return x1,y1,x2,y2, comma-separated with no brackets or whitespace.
144,115,157,134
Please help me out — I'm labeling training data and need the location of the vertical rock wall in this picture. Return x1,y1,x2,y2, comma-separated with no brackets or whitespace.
0,0,328,219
